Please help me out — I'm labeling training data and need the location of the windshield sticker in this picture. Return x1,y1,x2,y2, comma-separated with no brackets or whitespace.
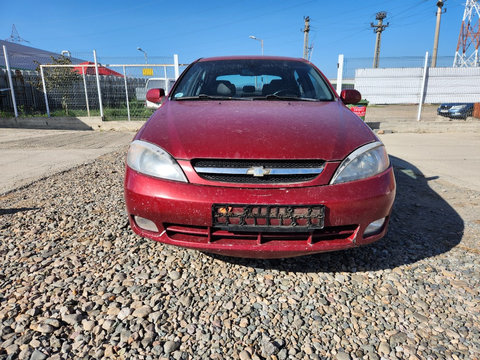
174,93,184,98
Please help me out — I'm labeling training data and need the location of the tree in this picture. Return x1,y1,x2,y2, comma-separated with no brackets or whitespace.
35,55,81,115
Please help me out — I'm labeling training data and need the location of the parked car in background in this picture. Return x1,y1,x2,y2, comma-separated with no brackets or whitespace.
124,56,396,259
437,103,474,119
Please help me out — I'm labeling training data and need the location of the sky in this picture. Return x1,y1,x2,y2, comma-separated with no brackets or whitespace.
0,0,470,77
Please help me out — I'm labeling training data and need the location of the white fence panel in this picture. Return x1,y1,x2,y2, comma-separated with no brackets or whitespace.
354,67,480,104
354,68,424,104
424,67,480,103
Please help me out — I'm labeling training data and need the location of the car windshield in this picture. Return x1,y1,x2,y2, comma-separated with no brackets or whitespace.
171,59,335,101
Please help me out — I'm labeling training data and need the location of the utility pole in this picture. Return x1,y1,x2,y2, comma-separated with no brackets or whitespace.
303,16,310,60
371,12,389,68
431,0,446,67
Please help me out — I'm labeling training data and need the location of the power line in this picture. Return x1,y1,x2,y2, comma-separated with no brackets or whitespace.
388,0,430,21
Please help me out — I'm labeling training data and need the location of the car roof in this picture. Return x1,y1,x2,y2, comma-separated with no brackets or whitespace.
197,55,310,63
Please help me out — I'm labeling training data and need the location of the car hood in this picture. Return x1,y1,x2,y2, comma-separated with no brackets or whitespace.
439,103,473,107
136,100,377,161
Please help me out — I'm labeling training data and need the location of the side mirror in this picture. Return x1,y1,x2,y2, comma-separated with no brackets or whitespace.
146,88,166,104
340,89,362,105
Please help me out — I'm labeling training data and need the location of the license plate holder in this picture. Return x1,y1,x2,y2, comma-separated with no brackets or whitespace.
212,204,325,232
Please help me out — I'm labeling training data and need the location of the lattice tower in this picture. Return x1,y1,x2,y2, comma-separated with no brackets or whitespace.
5,24,30,43
453,0,480,67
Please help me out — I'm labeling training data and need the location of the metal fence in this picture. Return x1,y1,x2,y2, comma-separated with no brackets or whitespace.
0,69,46,116
334,52,480,120
1,47,186,121
342,55,457,79
333,54,460,90
3,45,479,122
40,63,177,121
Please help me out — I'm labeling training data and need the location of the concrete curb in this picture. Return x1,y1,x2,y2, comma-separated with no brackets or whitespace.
1,116,479,134
367,118,480,134
0,117,145,132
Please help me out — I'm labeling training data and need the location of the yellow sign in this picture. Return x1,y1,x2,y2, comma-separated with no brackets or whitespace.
142,68,153,76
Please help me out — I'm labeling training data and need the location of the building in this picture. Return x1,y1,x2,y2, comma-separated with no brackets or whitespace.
0,40,84,71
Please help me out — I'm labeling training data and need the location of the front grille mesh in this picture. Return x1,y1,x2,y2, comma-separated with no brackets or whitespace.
194,159,325,168
192,159,325,184
199,173,318,183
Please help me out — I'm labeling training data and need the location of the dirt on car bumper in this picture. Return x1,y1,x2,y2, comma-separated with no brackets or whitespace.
124,167,396,258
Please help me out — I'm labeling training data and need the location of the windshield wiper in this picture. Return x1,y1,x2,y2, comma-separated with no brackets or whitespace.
251,94,320,102
174,94,235,101
174,94,323,101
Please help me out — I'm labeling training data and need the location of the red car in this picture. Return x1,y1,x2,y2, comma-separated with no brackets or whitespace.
124,56,395,259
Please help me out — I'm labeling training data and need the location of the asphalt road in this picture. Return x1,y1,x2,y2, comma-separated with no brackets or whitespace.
379,132,480,190
0,128,479,194
0,129,134,194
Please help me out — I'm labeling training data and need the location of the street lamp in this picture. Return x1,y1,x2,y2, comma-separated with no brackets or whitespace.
137,47,148,64
249,35,264,56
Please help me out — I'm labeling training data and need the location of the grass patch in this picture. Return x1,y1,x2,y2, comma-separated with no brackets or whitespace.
1,101,154,121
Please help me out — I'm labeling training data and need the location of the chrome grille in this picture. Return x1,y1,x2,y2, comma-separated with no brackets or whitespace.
192,159,325,184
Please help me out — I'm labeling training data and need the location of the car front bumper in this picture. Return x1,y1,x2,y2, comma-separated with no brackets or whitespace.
124,167,396,258
438,109,469,118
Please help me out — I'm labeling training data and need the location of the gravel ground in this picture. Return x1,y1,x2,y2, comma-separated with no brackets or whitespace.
0,148,479,360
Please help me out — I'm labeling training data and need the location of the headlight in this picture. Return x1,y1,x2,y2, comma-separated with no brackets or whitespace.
127,140,187,182
450,105,466,110
330,142,389,184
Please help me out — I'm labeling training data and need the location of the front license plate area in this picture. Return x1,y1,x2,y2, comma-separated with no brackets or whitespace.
212,204,325,232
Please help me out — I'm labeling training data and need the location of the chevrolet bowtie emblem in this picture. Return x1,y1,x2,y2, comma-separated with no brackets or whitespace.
247,166,271,177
